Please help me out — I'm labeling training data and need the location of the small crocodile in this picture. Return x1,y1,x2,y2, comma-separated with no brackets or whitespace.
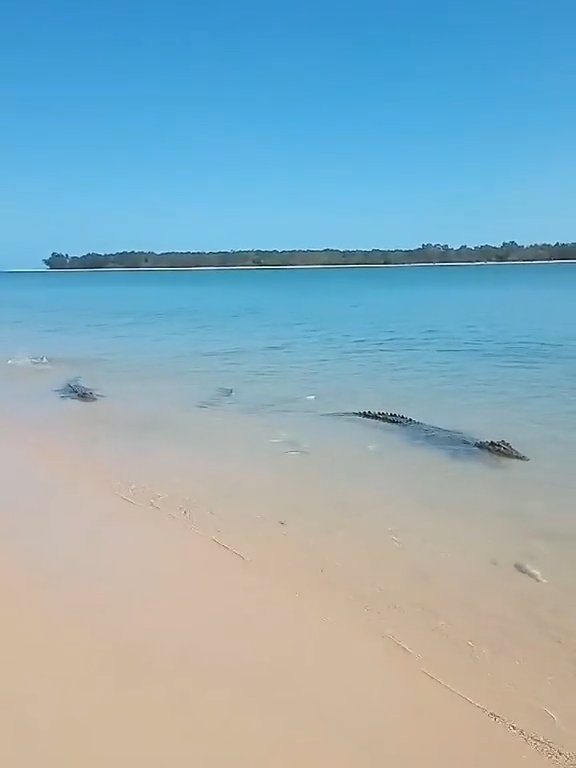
58,379,101,402
352,411,529,461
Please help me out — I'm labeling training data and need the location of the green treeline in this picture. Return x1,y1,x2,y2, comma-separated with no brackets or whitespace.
44,242,576,269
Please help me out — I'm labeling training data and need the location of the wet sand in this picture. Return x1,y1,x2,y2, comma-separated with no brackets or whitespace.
0,421,569,767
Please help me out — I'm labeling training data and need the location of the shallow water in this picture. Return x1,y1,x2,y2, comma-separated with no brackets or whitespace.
2,263,576,492
1,264,576,742
2,263,576,456
2,264,576,565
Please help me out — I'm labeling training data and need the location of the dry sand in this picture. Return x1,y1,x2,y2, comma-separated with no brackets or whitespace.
0,423,570,767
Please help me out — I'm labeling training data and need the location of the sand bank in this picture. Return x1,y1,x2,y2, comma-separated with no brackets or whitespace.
5,259,576,272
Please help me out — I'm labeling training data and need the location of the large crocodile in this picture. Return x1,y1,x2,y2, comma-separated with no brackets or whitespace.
58,379,101,402
352,411,529,460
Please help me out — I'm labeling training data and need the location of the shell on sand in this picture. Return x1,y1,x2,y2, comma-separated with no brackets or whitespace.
514,562,547,583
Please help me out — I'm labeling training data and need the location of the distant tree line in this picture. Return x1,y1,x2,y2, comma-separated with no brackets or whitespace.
43,242,576,270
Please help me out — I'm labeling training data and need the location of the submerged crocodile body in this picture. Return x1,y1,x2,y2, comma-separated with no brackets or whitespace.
58,379,100,402
197,386,234,409
352,411,529,461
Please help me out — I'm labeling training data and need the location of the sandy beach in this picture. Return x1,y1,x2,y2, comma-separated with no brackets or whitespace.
3,0,576,761
1,417,573,767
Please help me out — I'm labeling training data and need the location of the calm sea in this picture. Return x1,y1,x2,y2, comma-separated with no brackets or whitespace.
2,263,576,737
2,263,576,419
2,264,576,543
2,261,575,494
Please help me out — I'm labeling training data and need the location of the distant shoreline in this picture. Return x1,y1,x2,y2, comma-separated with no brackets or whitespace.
5,259,576,273
39,242,576,270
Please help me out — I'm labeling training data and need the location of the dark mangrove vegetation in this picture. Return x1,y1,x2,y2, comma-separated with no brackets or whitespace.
44,242,576,269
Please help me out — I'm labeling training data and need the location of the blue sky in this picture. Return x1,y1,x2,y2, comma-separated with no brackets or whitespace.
1,0,575,267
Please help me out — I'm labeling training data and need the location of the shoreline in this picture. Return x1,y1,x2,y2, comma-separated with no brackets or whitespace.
0,417,562,767
3,259,576,273
2,266,576,765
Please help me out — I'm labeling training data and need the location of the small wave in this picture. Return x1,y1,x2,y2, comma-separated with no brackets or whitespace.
6,355,51,367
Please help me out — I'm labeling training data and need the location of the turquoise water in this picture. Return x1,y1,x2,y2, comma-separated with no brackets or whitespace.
2,263,576,605
2,264,576,500
2,265,575,433
3,264,576,739
3,263,576,502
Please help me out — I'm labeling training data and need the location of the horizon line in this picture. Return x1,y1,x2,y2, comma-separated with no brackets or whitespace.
3,259,576,273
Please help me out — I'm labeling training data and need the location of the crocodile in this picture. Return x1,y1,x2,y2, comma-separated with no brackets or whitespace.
58,379,101,402
197,386,234,409
352,411,529,461
474,439,528,461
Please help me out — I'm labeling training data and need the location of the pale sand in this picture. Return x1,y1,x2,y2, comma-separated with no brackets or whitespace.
5,259,576,272
0,425,569,767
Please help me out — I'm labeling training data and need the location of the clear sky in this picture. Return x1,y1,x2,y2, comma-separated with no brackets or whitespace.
1,0,575,267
